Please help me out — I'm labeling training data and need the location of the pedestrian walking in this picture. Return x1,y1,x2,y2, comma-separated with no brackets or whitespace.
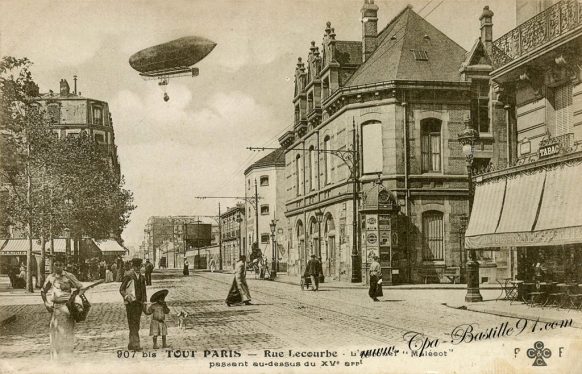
183,259,190,276
225,255,252,306
40,259,84,359
145,289,170,349
306,254,320,291
369,256,383,302
99,260,106,280
111,262,118,282
144,259,154,286
105,267,114,283
119,258,147,351
209,257,216,272
116,256,123,282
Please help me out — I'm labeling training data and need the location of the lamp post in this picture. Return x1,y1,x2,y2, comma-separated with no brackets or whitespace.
269,220,277,279
458,123,483,302
236,213,243,258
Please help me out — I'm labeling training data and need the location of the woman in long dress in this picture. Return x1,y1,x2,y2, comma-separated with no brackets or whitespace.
40,259,84,359
183,260,190,276
368,256,383,302
226,255,251,306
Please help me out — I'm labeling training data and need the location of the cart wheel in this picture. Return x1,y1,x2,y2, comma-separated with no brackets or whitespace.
300,279,304,291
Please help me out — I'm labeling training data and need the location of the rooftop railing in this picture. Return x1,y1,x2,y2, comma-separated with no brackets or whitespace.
492,0,582,67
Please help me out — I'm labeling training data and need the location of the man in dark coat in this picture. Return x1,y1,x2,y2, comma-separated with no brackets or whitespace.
306,254,320,291
144,259,154,286
119,258,147,351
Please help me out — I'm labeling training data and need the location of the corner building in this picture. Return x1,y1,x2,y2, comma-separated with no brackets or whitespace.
466,0,582,283
280,2,506,283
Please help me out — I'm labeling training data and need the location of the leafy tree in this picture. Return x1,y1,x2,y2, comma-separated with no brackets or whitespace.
1,56,135,291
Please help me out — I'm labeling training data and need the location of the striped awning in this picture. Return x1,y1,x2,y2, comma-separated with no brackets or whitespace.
93,239,127,254
0,239,68,256
466,161,582,249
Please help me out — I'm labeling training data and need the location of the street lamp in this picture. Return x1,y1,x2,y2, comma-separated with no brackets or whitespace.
458,123,483,303
236,213,243,258
269,220,277,279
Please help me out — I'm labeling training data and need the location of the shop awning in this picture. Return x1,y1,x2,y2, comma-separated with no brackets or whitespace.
93,239,127,255
0,238,68,256
466,161,582,249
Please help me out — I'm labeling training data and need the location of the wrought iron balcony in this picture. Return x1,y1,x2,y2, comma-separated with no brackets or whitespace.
492,0,582,67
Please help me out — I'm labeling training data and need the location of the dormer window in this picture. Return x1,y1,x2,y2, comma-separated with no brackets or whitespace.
411,50,428,61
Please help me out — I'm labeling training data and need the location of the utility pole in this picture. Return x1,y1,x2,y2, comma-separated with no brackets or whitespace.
218,203,223,271
351,118,361,283
254,179,259,253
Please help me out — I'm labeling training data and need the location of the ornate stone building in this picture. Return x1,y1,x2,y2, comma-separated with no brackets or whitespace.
280,1,506,283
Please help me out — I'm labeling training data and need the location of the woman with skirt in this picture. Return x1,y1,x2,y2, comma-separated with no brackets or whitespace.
368,256,383,302
40,259,84,359
226,255,252,306
183,259,190,276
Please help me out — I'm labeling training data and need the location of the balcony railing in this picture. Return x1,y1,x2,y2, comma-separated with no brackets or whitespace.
492,0,582,67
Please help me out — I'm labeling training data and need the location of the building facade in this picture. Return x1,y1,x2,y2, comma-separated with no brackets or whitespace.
280,1,506,283
244,148,287,270
34,78,120,179
143,216,214,267
219,204,245,270
466,0,582,283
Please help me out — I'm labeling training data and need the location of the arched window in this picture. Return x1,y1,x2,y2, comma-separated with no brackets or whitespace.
361,121,383,174
323,136,331,184
296,220,304,239
421,118,442,173
422,211,444,261
309,145,316,191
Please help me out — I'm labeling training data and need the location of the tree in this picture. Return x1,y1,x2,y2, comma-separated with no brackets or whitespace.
1,56,50,292
1,56,135,290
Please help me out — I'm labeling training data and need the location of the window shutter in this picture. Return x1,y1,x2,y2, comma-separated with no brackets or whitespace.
555,83,573,136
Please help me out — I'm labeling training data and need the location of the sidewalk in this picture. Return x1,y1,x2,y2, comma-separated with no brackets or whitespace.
270,273,582,328
271,273,502,290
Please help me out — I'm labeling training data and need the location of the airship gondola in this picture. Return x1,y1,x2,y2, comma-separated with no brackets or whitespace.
129,36,216,101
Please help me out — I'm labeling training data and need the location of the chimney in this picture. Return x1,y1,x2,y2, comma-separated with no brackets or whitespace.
60,79,70,96
73,75,78,94
480,6,494,57
361,0,379,62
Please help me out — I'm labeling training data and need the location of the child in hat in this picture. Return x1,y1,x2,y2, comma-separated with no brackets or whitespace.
145,289,170,349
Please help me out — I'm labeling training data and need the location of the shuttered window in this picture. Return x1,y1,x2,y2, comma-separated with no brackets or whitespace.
421,119,441,173
554,82,573,136
422,211,444,261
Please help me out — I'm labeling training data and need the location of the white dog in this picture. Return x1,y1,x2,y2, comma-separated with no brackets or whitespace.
177,311,189,330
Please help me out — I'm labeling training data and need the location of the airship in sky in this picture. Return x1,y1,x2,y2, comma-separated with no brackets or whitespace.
129,36,217,101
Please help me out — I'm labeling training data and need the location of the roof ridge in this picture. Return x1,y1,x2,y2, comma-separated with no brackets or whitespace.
407,9,466,53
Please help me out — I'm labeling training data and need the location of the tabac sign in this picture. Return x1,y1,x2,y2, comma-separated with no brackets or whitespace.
538,142,560,158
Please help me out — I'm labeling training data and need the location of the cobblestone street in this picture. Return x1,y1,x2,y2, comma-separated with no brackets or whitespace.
1,271,581,374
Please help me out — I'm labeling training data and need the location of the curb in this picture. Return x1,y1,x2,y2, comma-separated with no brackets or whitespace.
444,303,582,329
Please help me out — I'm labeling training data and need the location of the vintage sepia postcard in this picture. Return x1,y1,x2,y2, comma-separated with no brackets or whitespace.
1,0,581,373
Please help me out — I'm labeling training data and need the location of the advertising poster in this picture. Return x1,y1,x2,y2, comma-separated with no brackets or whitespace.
1,1,581,374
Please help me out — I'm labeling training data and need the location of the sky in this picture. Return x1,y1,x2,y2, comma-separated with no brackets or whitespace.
0,0,516,250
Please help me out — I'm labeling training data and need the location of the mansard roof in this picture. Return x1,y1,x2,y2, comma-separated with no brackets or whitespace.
345,6,467,87
244,148,286,175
